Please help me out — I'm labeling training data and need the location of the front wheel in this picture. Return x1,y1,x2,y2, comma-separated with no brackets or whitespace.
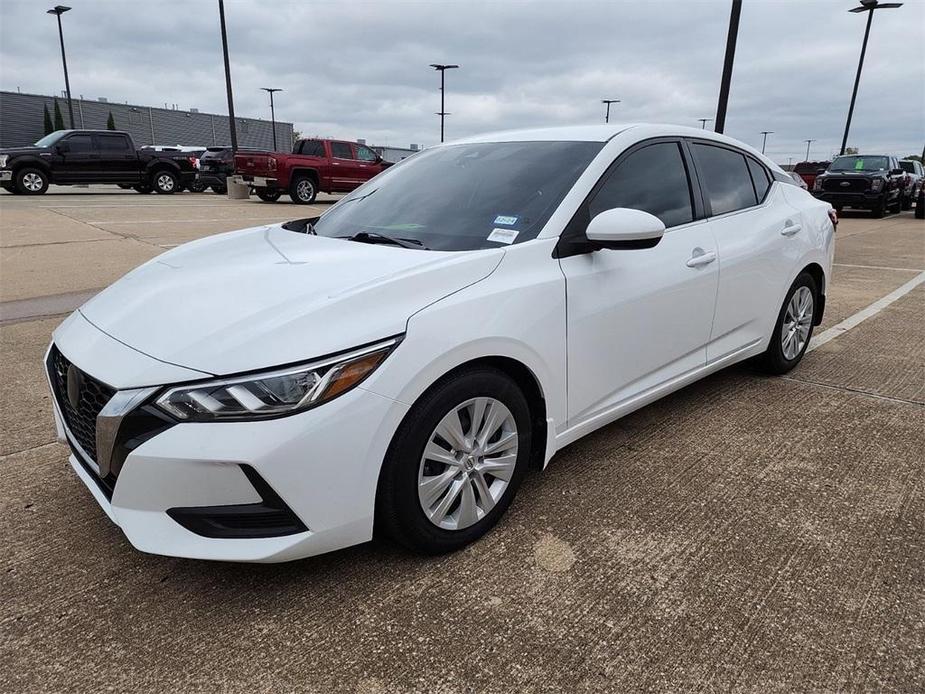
376,367,532,555
758,272,817,375
14,168,49,195
255,187,282,202
289,176,317,204
152,170,178,194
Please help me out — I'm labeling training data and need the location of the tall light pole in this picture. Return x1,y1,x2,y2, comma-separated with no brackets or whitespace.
430,64,459,143
261,87,282,151
714,0,742,134
601,99,620,124
698,118,713,130
46,5,74,129
840,0,902,155
804,139,816,161
217,0,238,151
760,130,774,154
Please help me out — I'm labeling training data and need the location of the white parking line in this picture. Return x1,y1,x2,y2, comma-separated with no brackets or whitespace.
834,262,923,273
808,270,925,352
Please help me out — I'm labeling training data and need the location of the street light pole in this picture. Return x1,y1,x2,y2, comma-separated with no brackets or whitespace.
804,139,816,161
840,0,903,155
760,131,774,154
601,99,620,124
430,64,459,143
714,0,742,134
261,87,282,151
217,0,238,152
46,5,74,129
698,118,713,130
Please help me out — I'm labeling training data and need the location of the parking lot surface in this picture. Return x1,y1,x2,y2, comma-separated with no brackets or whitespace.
1,188,923,693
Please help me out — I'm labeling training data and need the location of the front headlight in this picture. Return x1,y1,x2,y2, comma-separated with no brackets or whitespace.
155,337,399,421
870,178,884,192
0,154,8,169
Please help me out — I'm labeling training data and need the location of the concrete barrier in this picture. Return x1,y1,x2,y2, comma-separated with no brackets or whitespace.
227,180,250,199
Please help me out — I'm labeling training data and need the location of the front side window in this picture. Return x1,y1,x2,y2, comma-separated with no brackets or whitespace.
356,145,378,162
66,135,94,153
693,143,758,216
331,142,353,159
588,141,694,228
828,155,889,172
312,140,602,251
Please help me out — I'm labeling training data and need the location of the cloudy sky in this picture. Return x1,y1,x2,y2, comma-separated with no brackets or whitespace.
1,0,922,163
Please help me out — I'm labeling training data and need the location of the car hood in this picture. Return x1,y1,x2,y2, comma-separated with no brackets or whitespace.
0,145,49,156
80,224,504,377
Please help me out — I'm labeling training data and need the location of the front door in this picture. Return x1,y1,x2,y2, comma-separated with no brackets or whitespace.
558,140,719,427
329,141,360,191
56,133,97,182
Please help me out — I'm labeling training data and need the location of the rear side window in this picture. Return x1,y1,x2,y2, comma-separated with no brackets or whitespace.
693,144,757,215
66,134,93,153
331,142,353,159
746,157,771,202
97,134,131,152
300,140,324,156
589,142,694,228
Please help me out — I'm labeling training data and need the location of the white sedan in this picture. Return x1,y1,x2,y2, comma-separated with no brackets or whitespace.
46,124,835,562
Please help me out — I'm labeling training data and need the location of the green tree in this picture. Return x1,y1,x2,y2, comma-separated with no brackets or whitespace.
43,105,54,135
52,98,65,130
903,154,923,163
106,111,116,130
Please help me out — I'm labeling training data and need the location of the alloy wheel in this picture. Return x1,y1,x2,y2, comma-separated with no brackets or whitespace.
417,397,518,531
157,173,175,192
23,173,44,192
297,180,314,202
781,286,813,360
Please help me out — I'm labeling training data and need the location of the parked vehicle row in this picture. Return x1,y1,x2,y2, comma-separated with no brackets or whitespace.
812,154,911,218
0,130,199,195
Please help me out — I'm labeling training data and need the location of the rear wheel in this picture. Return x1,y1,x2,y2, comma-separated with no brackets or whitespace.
916,190,925,219
255,187,282,202
376,366,532,554
14,168,49,195
289,176,317,204
152,170,178,194
758,272,817,375
901,194,912,211
890,194,902,214
188,180,207,193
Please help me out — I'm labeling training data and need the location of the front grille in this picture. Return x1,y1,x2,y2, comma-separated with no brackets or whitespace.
48,345,115,464
823,177,868,193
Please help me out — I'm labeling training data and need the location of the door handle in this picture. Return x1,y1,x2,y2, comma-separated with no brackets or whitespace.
781,221,802,236
686,249,716,268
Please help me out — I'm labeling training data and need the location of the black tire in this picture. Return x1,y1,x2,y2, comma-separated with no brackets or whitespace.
757,272,818,375
376,366,532,555
289,175,317,204
1,182,17,194
872,196,887,218
188,180,207,193
117,183,133,190
210,184,227,195
255,187,282,202
14,167,49,195
890,195,902,214
901,194,912,211
151,169,179,194
133,183,153,194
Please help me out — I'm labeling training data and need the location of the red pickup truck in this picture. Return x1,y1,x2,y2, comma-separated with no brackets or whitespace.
232,138,392,204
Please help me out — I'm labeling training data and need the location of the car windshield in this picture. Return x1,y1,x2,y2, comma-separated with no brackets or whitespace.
898,161,915,173
829,156,889,172
311,141,603,251
33,131,67,147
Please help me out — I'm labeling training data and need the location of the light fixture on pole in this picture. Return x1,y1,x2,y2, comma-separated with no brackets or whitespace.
840,0,902,155
430,64,459,143
601,99,620,124
261,87,282,151
804,139,816,161
698,118,713,129
760,131,773,154
46,5,74,129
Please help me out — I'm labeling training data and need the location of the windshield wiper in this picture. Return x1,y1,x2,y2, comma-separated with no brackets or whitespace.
338,231,429,250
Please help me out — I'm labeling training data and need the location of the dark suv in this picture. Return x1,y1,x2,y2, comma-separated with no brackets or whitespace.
813,154,905,218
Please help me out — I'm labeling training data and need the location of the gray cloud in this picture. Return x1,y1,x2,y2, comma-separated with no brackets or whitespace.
1,0,922,163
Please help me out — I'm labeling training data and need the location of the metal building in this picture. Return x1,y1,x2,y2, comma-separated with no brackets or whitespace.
0,90,294,150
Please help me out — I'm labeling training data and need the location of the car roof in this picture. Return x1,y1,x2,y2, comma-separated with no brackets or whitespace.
448,123,752,145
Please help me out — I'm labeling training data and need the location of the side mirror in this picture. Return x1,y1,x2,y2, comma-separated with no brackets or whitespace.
586,208,665,250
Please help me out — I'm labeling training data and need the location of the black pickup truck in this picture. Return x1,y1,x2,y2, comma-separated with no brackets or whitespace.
812,154,906,218
0,130,198,195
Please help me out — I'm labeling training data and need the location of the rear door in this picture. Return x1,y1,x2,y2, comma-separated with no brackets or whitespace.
95,132,139,182
56,133,97,182
690,141,800,362
329,141,360,191
558,139,719,426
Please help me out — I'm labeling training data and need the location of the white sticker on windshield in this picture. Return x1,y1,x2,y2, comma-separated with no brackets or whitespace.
493,215,518,226
487,228,519,245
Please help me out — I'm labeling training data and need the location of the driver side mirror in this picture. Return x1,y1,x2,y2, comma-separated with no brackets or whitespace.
586,208,665,250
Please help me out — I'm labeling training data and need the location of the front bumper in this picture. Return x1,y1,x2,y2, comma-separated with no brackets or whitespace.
196,172,227,188
231,174,277,188
0,170,11,182
814,191,882,209
47,330,409,563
